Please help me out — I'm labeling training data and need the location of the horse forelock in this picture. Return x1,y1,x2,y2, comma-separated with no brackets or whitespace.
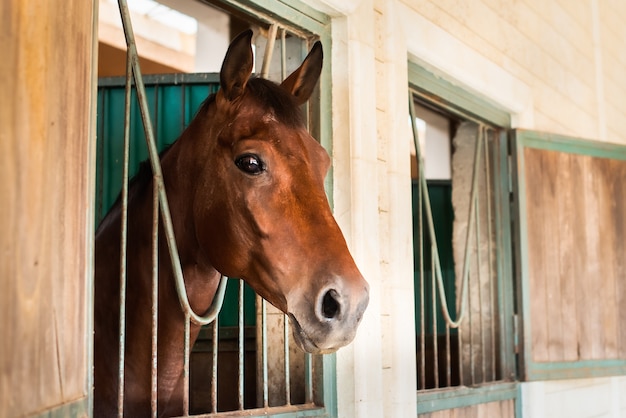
245,77,304,128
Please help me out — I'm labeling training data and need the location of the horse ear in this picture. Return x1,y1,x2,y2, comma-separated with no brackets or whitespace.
220,30,254,101
280,41,323,105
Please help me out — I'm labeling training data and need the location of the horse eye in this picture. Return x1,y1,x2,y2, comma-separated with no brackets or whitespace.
235,154,265,175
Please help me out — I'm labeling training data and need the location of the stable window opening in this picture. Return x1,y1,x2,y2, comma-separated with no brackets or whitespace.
410,95,507,391
95,0,331,416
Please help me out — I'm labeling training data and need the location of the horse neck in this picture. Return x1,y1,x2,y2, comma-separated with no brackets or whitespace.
157,128,224,313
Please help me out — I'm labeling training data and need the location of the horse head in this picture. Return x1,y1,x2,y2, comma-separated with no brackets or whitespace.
190,30,369,354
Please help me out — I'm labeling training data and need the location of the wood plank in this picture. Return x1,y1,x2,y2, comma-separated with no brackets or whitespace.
0,0,95,416
543,150,565,362
579,156,605,360
594,157,619,358
558,152,581,361
523,147,553,362
612,161,626,359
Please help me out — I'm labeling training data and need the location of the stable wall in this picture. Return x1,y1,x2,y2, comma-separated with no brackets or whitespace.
399,0,626,144
299,0,626,417
522,376,626,418
0,0,96,416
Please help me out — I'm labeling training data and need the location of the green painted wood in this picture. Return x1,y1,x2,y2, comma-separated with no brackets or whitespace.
416,382,518,414
512,129,626,382
31,397,89,418
510,131,533,382
527,359,626,381
408,62,511,128
513,129,626,160
494,130,517,382
226,0,328,37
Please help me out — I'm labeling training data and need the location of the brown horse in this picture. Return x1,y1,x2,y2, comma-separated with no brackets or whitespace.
94,30,369,417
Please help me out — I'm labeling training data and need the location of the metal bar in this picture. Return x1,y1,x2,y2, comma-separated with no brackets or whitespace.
183,313,190,416
117,0,228,327
304,353,313,404
431,250,438,388
238,279,244,410
445,324,451,387
476,180,485,383
458,327,464,386
262,299,269,408
279,28,291,406
419,174,425,390
261,24,278,79
484,128,497,381
280,28,287,81
284,314,291,405
151,176,159,418
117,49,132,418
474,127,485,384
469,258,475,386
211,316,219,414
304,353,313,403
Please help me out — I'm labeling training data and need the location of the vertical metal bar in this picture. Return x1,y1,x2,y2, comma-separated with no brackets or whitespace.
117,50,133,418
279,28,291,406
484,128,497,382
445,324,451,387
458,327,464,386
474,126,485,383
476,180,485,383
261,24,278,79
183,313,190,416
211,315,219,413
280,28,287,80
304,353,313,404
411,95,426,390
284,314,291,405
262,299,269,408
238,279,244,410
431,250,438,389
150,178,159,418
469,258,475,386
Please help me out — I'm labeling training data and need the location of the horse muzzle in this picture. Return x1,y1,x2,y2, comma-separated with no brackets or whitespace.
287,276,370,354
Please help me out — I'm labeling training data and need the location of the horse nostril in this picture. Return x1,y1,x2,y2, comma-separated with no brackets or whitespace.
321,289,341,320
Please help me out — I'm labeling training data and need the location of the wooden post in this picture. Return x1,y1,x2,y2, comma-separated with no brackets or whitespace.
0,0,96,416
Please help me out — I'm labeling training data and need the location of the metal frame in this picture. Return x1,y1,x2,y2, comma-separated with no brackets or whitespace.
409,62,519,416
100,1,336,416
511,129,626,381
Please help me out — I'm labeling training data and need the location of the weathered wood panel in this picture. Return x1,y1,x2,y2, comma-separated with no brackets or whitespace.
0,0,95,416
452,123,500,385
419,399,515,418
523,147,626,363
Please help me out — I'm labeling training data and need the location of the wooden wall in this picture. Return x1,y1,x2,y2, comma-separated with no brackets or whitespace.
0,0,95,416
419,399,515,418
524,147,626,362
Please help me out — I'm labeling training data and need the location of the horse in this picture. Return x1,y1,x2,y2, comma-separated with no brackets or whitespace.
94,30,369,417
